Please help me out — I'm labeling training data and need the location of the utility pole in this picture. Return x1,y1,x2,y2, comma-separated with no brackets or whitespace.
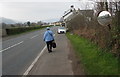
105,0,108,11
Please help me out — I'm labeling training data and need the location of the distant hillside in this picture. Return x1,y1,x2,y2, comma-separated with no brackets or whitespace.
0,17,18,24
43,18,60,23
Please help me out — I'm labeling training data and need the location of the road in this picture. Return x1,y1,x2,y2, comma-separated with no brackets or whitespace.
2,26,58,75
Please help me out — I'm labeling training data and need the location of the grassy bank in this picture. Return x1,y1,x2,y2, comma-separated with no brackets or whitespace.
66,33,119,75
6,26,50,36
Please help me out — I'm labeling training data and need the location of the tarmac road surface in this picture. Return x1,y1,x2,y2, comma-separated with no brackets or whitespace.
2,26,58,75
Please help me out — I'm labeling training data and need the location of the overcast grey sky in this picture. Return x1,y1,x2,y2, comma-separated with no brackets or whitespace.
0,0,96,22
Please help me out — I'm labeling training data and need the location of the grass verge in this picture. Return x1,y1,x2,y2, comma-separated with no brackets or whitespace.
66,33,119,75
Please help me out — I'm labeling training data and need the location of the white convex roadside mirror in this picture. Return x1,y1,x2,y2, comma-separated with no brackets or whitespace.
97,11,112,26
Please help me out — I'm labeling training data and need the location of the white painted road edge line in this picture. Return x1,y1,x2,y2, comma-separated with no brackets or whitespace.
30,35,39,39
0,41,24,52
23,45,47,75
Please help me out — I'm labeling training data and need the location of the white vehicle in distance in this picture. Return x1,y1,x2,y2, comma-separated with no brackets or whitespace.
57,27,67,34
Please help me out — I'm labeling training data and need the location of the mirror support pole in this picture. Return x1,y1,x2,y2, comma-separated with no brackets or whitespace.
107,24,111,30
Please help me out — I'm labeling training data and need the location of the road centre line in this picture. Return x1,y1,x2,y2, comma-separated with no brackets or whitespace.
30,35,39,39
0,41,24,52
30,34,55,39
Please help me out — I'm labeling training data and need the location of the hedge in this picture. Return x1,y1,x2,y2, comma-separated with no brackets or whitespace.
6,26,50,35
